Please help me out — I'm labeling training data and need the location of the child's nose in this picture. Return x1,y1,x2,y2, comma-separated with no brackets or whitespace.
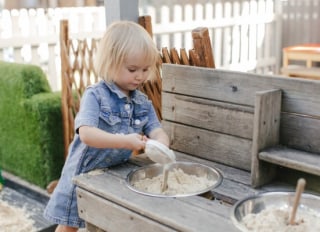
135,71,144,80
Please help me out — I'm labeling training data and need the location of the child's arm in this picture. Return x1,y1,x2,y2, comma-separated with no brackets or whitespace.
148,127,170,147
78,125,146,151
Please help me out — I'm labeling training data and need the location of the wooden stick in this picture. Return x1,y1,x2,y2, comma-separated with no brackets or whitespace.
161,165,169,192
289,178,306,225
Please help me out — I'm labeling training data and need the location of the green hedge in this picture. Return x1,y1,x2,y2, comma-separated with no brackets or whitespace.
0,61,64,188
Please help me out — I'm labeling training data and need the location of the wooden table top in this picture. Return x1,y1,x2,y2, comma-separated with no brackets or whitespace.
283,44,320,54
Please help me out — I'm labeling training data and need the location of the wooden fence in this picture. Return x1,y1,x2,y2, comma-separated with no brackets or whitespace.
141,0,280,74
0,7,105,90
0,0,319,90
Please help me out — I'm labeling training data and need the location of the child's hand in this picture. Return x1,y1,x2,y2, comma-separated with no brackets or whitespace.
124,133,147,151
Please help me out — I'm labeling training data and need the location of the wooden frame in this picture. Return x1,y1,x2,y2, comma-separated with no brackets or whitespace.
72,64,320,231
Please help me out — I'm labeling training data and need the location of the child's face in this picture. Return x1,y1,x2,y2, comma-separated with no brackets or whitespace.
115,52,153,96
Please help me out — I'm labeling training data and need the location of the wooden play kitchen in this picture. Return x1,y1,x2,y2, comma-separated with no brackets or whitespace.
73,64,320,232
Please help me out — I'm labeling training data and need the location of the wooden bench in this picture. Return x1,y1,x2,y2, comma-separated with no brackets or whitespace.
161,64,320,188
281,65,320,80
73,64,320,231
281,44,320,80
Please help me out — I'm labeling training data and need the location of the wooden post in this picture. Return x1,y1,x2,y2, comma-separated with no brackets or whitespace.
191,27,215,68
60,19,71,160
251,89,282,187
104,0,139,25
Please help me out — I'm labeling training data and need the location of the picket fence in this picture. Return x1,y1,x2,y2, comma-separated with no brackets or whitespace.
1,0,318,90
0,7,106,90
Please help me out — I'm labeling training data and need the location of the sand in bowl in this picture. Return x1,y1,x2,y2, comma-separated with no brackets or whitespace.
132,167,216,195
242,206,320,232
239,179,320,232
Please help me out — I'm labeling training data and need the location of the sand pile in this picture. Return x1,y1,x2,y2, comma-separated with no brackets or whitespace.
242,206,320,232
0,199,36,232
132,167,215,195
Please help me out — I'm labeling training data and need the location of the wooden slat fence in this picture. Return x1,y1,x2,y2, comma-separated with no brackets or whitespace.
0,7,106,90
141,0,280,74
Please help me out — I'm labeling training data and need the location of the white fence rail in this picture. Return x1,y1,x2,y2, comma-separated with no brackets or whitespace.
1,0,318,91
141,0,280,75
0,7,105,90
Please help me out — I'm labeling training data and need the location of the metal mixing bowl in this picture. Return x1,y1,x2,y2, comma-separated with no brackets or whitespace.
231,191,320,232
126,161,222,197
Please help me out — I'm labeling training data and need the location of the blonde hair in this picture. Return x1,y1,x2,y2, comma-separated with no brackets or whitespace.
94,20,159,82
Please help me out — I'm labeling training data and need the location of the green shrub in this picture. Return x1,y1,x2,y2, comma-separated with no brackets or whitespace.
0,61,64,188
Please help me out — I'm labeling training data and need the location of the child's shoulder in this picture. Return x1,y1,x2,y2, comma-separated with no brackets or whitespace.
86,80,111,93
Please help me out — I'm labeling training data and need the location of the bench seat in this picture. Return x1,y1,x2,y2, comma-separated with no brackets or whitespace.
281,65,320,80
259,145,320,176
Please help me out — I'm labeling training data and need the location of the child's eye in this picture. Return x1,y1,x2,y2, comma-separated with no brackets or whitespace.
128,69,136,73
143,68,149,72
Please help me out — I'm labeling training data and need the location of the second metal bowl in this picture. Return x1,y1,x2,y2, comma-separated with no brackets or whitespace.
231,191,320,232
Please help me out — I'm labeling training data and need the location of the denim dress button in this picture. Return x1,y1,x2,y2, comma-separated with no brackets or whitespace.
134,119,141,125
124,104,130,111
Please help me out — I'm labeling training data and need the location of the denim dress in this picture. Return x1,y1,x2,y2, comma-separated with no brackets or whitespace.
43,80,161,227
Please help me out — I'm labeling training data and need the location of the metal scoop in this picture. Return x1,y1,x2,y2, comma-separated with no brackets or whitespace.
145,140,176,164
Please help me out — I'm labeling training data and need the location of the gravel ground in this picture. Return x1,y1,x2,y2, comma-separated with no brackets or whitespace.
0,172,56,232
0,171,87,232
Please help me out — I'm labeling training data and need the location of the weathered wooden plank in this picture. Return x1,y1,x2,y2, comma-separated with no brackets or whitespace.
162,121,252,171
180,49,190,65
170,48,181,64
87,154,257,204
131,151,259,204
280,113,320,154
73,172,239,232
161,47,172,63
259,146,320,176
162,92,254,139
114,154,257,204
281,66,320,80
251,89,282,187
192,27,215,68
138,15,153,36
77,188,173,232
86,223,106,232
162,64,320,117
162,92,320,154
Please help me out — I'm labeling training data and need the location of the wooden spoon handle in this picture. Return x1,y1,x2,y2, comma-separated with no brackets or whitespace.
161,165,169,192
289,178,306,225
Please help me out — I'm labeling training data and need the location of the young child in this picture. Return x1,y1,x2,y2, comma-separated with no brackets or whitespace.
44,20,169,232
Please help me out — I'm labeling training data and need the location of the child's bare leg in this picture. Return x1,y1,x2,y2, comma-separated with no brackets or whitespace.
55,225,79,232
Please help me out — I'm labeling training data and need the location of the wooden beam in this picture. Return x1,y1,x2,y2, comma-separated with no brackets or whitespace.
251,89,282,187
